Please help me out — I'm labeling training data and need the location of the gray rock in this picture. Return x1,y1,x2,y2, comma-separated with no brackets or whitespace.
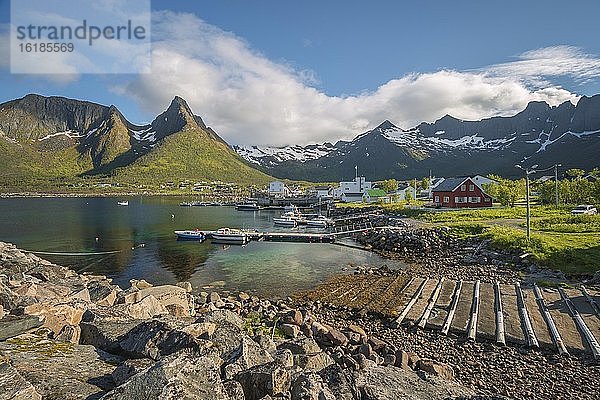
0,315,43,341
235,361,292,400
291,372,336,400
278,338,334,371
80,318,142,354
223,336,274,380
117,319,207,360
111,358,155,387
0,359,42,400
0,334,120,400
102,352,230,400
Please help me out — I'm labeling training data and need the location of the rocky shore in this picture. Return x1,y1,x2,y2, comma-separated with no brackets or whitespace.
0,241,472,399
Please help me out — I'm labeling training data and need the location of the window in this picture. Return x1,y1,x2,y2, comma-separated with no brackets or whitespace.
434,196,440,203
469,197,480,203
455,197,468,203
469,185,475,191
443,196,449,203
460,184,466,191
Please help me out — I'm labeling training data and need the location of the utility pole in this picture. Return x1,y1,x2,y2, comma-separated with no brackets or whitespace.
554,163,562,208
525,172,531,240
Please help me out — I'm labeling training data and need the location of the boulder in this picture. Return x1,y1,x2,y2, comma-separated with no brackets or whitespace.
111,358,155,386
223,336,274,380
102,352,230,400
80,318,142,354
125,294,169,320
181,322,216,339
291,372,336,400
235,361,292,400
0,359,42,400
197,310,246,359
23,303,84,336
278,338,334,371
416,359,454,381
87,280,118,306
134,285,195,317
0,335,120,400
117,319,207,360
0,315,43,341
281,323,300,338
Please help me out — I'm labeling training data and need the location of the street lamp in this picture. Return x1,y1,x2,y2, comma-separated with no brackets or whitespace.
554,163,562,208
516,163,558,241
515,164,537,241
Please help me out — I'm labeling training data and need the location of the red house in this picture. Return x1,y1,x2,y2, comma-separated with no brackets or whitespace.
432,177,492,208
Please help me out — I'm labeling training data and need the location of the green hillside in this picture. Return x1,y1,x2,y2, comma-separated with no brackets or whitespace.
113,128,271,186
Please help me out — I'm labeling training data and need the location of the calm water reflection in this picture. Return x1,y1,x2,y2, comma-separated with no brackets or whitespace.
0,197,402,297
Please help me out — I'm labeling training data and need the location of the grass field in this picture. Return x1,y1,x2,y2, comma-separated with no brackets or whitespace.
339,202,600,275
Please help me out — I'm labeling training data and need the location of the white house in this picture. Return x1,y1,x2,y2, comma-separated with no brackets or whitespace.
315,185,331,198
333,176,373,202
268,181,290,197
471,175,497,188
392,184,417,201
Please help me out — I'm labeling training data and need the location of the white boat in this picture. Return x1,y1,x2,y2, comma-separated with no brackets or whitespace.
117,201,129,206
273,217,297,227
174,230,205,240
306,215,332,228
236,203,260,211
211,227,249,244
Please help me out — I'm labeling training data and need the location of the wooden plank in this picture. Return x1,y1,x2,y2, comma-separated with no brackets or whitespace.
521,287,553,348
417,278,445,329
476,282,496,341
559,288,600,359
450,281,474,334
394,278,428,326
441,280,462,335
500,284,525,344
494,282,505,346
467,281,480,340
542,288,585,353
388,277,423,317
516,282,539,348
405,278,438,323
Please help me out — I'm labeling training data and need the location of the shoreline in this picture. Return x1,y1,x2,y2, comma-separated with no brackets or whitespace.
0,191,241,199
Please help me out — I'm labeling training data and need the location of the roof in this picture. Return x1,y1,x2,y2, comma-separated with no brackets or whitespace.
315,186,330,190
432,177,470,192
366,189,387,197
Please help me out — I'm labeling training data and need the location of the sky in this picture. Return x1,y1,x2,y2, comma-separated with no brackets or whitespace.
1,0,600,146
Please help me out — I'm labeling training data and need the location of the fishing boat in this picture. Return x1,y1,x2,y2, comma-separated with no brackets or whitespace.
273,216,297,227
174,230,205,241
211,227,249,244
236,202,260,211
117,201,129,206
306,215,332,228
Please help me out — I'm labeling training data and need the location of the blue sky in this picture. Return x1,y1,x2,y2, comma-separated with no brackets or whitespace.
1,0,600,145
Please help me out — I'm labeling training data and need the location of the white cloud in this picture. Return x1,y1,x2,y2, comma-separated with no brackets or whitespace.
119,12,595,146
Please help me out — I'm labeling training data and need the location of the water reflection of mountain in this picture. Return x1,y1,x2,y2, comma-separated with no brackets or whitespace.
155,237,212,281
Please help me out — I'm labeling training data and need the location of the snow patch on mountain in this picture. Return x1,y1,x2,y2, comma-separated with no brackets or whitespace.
38,130,85,141
234,143,336,164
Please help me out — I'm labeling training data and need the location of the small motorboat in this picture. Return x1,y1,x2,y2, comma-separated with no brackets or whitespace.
211,227,249,244
236,203,260,211
117,201,129,206
174,230,205,241
306,215,332,228
273,217,297,227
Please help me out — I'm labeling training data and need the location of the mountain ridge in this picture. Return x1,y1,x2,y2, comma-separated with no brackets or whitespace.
236,96,600,180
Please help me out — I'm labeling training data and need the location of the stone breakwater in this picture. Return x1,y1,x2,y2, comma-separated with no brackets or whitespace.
0,242,472,399
356,227,524,284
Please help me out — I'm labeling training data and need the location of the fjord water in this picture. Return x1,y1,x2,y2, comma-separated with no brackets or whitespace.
0,197,401,297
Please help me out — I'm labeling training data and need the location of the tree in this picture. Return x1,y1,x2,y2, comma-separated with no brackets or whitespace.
380,179,398,193
485,176,524,207
566,168,585,179
405,190,413,204
421,177,430,191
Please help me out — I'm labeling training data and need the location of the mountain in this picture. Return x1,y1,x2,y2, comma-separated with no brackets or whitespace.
235,96,600,181
0,94,270,189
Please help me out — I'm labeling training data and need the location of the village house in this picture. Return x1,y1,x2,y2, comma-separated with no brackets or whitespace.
432,177,492,208
333,176,373,202
363,188,387,203
314,185,332,198
391,184,417,201
268,181,290,197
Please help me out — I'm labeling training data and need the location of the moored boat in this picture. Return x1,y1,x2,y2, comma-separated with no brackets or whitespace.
211,227,249,244
117,201,129,206
174,230,205,241
236,203,260,211
306,215,333,228
273,217,297,227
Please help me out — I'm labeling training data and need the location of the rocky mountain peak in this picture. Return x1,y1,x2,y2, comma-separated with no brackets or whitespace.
375,120,398,131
